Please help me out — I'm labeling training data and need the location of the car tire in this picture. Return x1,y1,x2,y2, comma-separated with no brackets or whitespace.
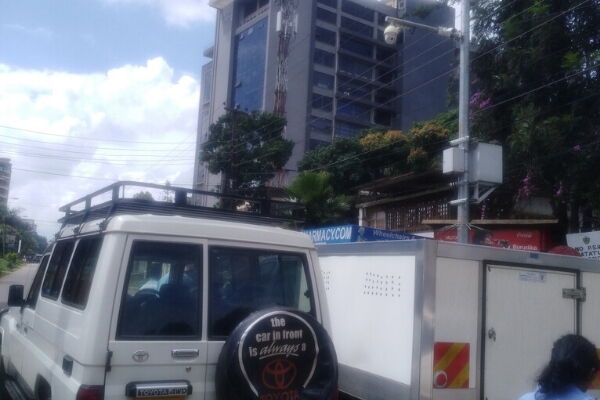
0,356,11,400
215,308,338,400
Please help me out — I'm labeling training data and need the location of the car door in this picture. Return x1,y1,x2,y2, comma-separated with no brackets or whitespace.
204,243,316,400
104,237,207,400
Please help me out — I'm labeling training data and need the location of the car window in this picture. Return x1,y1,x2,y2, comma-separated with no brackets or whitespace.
117,241,203,339
209,247,313,338
61,236,103,309
25,254,50,309
41,240,75,300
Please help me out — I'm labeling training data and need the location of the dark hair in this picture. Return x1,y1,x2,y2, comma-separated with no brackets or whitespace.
537,334,599,395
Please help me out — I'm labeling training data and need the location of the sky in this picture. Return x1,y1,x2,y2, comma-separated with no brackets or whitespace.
0,0,216,239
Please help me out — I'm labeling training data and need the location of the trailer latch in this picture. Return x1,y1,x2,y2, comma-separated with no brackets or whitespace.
563,288,586,301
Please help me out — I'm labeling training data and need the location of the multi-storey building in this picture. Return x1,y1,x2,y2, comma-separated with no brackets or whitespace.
194,0,454,193
0,158,11,207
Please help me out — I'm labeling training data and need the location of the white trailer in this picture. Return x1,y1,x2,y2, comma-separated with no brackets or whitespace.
317,239,600,400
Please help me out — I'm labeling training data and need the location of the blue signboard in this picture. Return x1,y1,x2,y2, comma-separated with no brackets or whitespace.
304,225,421,245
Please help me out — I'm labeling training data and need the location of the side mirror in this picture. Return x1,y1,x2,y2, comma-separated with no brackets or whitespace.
7,285,24,307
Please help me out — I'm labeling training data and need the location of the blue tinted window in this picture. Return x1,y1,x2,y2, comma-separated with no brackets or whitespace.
336,120,365,137
339,55,371,78
233,19,267,111
341,17,373,37
313,93,333,112
317,7,337,24
313,71,334,90
315,27,336,46
342,1,374,22
317,0,337,8
340,36,373,58
310,117,333,135
338,79,370,98
337,100,370,120
314,49,335,67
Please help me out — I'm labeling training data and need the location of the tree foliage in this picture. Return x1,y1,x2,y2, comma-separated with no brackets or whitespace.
202,111,294,197
287,172,351,227
471,0,600,231
0,205,47,257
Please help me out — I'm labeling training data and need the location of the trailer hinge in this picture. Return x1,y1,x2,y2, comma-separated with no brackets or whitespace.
105,350,113,372
563,288,586,301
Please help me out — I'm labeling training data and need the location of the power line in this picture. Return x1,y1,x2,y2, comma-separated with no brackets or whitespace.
0,124,196,145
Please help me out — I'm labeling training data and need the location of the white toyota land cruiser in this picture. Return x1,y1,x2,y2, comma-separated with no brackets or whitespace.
0,182,337,400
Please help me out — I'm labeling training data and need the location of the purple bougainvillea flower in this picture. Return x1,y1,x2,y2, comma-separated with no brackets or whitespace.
573,145,582,151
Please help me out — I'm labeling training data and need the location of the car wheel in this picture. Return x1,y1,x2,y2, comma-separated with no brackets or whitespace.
215,308,338,400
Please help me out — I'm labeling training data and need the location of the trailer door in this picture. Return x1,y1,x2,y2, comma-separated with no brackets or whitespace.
483,265,578,400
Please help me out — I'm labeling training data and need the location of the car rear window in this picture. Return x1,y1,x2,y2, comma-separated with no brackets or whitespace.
117,241,203,339
209,247,313,338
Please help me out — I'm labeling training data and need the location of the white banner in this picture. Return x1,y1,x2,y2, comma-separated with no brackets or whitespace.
566,231,600,260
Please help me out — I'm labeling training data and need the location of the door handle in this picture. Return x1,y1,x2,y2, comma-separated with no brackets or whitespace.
488,327,496,342
172,349,199,359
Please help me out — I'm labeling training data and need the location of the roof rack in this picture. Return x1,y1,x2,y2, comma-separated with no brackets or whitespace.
58,181,304,228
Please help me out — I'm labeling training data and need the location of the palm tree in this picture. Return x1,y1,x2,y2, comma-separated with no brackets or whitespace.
287,172,351,227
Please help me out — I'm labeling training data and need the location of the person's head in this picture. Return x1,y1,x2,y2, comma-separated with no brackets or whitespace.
538,334,599,394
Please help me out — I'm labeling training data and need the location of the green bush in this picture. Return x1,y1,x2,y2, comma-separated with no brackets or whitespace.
4,253,21,270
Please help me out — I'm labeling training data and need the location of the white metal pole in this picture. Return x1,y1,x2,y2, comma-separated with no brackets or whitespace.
457,0,471,244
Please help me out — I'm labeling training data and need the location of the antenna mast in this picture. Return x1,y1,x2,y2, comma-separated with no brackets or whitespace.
273,0,298,117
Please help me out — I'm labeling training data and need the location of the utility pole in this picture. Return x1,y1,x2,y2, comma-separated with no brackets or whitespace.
385,0,472,243
456,0,471,243
273,0,297,117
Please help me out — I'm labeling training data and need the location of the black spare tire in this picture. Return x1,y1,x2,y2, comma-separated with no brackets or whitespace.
216,308,338,400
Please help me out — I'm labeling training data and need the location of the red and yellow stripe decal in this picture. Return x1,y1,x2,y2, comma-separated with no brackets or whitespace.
433,342,470,389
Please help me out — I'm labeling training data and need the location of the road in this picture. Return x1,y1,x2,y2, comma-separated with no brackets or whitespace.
0,264,38,307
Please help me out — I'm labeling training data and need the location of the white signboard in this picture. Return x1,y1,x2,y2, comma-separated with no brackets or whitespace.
566,231,600,260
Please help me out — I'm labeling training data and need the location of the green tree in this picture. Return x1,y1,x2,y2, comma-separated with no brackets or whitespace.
202,110,293,197
471,0,600,233
133,191,154,201
287,172,351,227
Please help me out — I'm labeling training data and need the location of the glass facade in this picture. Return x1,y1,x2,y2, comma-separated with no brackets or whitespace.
313,71,335,90
337,99,370,120
336,120,365,137
341,17,373,38
317,0,337,8
314,48,335,67
338,79,370,98
340,36,373,58
232,19,267,112
316,7,337,24
310,117,333,135
339,55,371,78
313,93,334,112
342,0,374,22
315,26,336,46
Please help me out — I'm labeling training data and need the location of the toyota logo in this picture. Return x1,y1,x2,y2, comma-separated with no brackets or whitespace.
261,359,298,390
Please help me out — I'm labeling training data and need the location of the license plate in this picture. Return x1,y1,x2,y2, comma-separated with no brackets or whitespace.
138,397,185,400
126,381,191,399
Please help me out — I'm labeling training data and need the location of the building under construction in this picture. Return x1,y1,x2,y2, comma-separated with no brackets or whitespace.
194,0,455,193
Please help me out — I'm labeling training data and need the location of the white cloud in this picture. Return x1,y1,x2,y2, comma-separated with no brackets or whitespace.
0,57,200,239
104,0,215,27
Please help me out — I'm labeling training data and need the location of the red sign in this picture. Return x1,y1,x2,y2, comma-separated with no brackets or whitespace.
435,228,549,251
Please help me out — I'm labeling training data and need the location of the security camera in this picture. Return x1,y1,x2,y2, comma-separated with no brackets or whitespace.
384,23,401,45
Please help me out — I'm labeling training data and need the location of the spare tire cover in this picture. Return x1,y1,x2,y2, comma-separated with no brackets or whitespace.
216,308,338,400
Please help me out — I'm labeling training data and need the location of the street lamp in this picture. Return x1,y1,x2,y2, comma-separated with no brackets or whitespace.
385,0,472,243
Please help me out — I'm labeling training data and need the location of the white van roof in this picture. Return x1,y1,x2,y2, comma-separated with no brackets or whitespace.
58,214,315,249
